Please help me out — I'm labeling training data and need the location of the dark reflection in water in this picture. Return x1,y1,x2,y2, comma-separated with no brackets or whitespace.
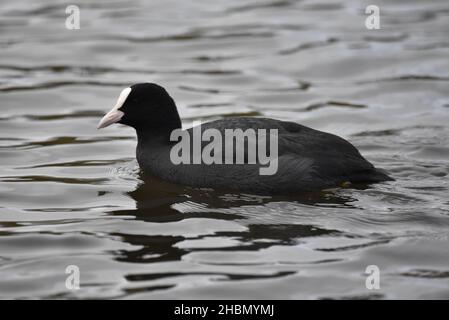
114,233,185,264
110,174,344,267
114,172,358,222
107,176,350,290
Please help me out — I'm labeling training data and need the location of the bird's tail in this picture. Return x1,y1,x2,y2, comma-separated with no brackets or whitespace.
370,167,395,182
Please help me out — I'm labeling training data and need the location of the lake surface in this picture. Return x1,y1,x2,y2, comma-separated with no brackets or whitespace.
1,0,449,299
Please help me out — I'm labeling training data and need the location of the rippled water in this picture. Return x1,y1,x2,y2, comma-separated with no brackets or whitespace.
1,0,449,299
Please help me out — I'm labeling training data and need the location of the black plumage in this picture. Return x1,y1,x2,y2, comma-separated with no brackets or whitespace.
100,83,393,194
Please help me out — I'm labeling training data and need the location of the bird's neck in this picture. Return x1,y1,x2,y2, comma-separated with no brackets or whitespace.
135,124,179,148
135,125,180,173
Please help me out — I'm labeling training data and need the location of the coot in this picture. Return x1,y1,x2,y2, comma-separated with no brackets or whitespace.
98,83,393,194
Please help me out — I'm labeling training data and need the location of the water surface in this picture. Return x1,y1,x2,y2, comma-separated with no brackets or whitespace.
1,0,449,299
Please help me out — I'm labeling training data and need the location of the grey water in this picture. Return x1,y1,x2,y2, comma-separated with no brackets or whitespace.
0,0,449,299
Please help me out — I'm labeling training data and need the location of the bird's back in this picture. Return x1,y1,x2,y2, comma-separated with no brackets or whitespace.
138,117,392,194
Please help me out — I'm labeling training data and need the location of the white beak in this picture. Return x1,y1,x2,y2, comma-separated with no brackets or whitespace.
97,109,124,129
97,87,131,129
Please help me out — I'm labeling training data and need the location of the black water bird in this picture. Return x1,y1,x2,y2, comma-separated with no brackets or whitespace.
98,83,393,194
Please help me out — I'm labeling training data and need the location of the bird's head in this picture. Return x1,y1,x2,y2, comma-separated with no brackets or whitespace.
97,83,181,132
